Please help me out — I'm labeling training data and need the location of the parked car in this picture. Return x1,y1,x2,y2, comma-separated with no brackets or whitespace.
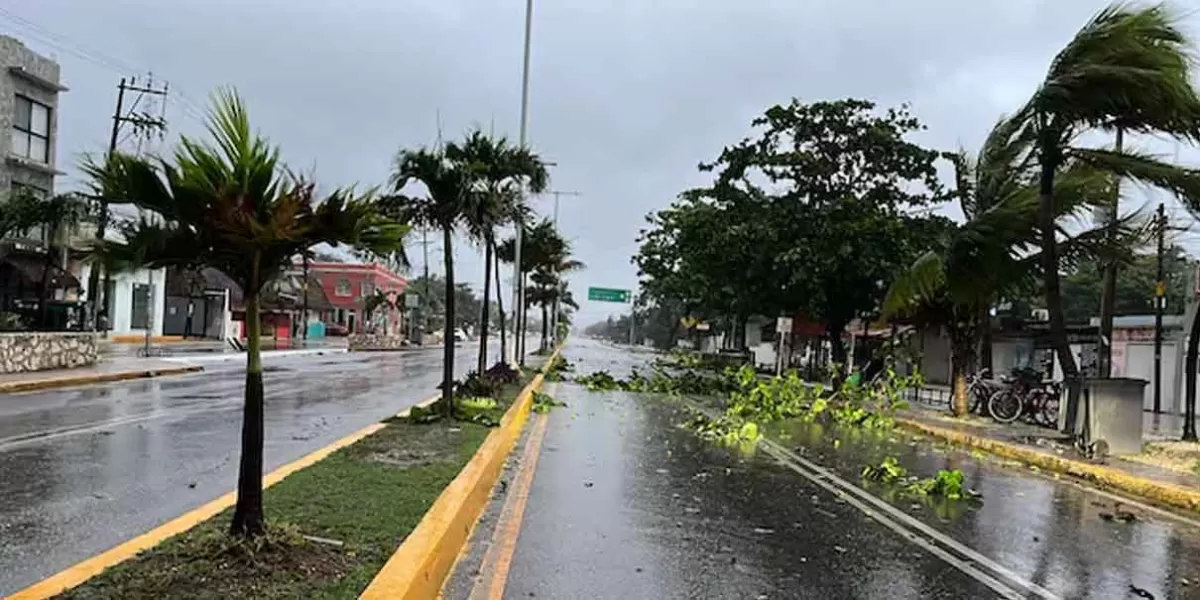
454,328,468,342
325,323,349,336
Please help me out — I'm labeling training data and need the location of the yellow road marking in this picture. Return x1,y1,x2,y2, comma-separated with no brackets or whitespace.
9,394,440,600
469,411,551,600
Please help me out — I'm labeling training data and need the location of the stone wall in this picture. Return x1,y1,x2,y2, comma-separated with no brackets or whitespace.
348,333,407,351
0,332,97,373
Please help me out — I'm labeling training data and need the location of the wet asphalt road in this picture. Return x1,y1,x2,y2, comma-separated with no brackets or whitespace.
0,341,497,595
459,340,1200,599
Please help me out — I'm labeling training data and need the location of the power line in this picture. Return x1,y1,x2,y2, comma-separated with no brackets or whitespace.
0,5,208,125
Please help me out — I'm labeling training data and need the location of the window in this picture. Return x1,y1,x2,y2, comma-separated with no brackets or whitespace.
131,283,151,329
335,278,352,297
12,96,50,163
361,280,374,297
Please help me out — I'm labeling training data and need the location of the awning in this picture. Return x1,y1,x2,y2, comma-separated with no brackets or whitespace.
0,253,81,289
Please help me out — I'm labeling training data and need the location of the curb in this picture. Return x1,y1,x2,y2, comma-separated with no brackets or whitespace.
9,394,441,600
360,347,561,600
896,417,1200,514
0,365,204,394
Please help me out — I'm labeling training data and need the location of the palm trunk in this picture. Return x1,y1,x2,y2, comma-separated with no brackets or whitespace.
1098,127,1124,379
979,304,993,373
231,257,265,537
441,226,456,417
950,326,975,417
37,239,55,330
495,252,507,365
540,303,549,352
478,239,493,372
1184,307,1199,441
1038,136,1081,434
519,283,528,366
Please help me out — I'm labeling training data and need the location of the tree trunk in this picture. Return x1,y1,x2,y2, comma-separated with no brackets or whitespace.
37,241,55,330
495,252,507,365
1098,127,1124,379
518,275,528,365
1184,305,1199,441
950,327,975,417
979,304,993,373
828,321,847,383
441,226,456,417
540,303,549,352
1038,136,1081,433
478,239,493,372
230,260,265,537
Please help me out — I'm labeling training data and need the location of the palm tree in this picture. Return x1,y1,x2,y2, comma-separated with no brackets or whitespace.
93,90,407,537
447,131,547,370
1016,3,1200,435
386,146,472,415
885,117,1110,415
2,189,91,329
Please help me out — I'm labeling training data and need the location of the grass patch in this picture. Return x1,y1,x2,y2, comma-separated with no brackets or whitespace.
58,370,539,600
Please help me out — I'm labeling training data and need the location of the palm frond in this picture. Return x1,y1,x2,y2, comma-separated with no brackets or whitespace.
1070,147,1200,210
883,251,947,319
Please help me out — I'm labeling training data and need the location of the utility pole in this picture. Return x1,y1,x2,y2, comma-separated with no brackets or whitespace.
301,252,310,342
512,0,535,366
1098,126,1125,378
87,76,169,334
547,189,579,342
1154,202,1166,414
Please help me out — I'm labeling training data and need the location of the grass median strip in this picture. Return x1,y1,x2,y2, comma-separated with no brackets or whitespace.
55,374,535,600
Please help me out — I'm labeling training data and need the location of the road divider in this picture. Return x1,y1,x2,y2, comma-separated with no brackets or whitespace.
360,347,561,600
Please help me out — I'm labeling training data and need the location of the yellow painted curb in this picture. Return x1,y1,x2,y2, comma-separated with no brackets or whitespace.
360,347,562,600
896,417,1200,514
0,365,204,394
9,394,442,600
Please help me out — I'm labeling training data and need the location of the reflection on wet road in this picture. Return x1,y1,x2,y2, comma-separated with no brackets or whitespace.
467,340,1200,599
0,343,493,595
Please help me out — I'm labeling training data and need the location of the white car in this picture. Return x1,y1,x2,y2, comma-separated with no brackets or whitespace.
454,328,468,342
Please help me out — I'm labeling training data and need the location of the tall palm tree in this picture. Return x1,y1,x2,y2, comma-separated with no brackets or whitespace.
447,131,547,370
1017,2,1200,435
886,116,1110,415
93,90,406,537
386,146,472,414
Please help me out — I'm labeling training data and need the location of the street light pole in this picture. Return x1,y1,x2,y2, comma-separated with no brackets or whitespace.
512,0,535,366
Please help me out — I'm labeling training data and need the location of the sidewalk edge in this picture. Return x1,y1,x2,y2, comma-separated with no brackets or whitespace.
359,347,561,600
896,417,1200,513
0,365,204,394
8,395,440,600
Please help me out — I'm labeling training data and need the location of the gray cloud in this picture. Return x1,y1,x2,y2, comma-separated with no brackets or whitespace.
8,0,1191,326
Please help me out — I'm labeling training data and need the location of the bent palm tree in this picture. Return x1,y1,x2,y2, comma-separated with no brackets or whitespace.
386,147,471,415
886,116,1111,416
1016,2,1200,435
94,90,406,536
448,131,548,370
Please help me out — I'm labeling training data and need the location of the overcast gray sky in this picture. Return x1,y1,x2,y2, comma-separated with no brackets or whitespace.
7,0,1200,326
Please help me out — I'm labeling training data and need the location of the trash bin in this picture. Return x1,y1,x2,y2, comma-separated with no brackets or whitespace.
1076,378,1148,456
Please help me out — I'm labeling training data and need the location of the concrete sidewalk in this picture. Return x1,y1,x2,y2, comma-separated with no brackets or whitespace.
0,357,201,394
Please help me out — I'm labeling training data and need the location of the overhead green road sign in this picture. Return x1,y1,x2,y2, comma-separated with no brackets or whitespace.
588,287,631,303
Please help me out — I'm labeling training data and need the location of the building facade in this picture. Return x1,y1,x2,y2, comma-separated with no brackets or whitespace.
303,262,407,334
0,35,63,198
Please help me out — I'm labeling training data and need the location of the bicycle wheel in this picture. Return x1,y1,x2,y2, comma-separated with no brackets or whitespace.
987,388,1022,423
1035,392,1060,428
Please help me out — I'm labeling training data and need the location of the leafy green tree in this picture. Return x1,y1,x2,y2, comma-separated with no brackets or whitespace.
448,131,548,370
1016,3,1200,436
699,99,948,363
1061,245,1191,324
387,147,472,415
94,90,406,537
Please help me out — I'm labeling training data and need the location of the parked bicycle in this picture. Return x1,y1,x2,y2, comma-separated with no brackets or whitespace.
966,369,1006,415
986,368,1061,427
